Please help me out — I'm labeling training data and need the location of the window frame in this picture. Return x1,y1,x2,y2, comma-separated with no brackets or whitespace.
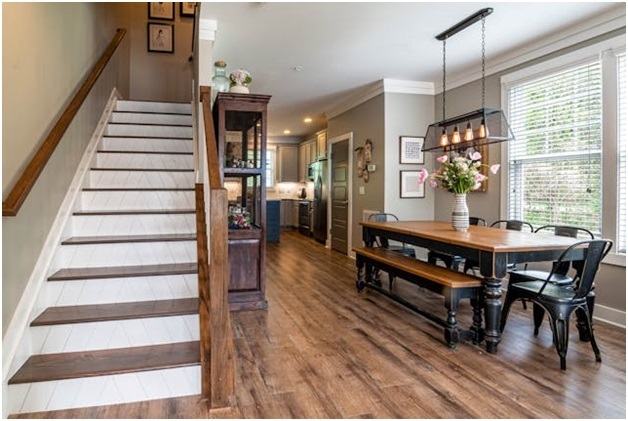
500,35,626,267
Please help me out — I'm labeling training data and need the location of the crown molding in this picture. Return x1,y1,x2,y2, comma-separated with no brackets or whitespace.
326,79,434,119
434,6,626,94
199,19,217,41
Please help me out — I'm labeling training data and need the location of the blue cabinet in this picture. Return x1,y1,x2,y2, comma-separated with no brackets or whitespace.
266,200,280,243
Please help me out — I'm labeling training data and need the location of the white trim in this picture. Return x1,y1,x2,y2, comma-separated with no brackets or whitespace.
326,79,433,120
436,7,626,94
593,304,626,328
327,132,353,257
603,253,626,268
199,19,217,41
1,88,119,418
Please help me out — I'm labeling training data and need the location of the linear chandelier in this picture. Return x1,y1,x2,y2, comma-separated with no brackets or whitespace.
423,8,514,153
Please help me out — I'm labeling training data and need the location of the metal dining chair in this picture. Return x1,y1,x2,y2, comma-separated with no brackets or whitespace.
427,217,486,270
500,239,612,370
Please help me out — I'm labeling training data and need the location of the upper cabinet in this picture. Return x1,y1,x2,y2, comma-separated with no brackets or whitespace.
316,130,327,160
277,145,298,182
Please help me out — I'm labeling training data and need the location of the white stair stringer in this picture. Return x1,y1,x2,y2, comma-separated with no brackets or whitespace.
8,100,202,415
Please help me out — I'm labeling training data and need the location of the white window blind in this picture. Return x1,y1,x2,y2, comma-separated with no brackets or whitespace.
617,53,626,253
507,61,603,235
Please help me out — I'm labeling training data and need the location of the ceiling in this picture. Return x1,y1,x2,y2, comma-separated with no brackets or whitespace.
200,2,625,139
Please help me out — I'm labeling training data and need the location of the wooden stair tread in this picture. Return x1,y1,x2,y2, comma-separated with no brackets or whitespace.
31,298,198,326
8,341,200,384
48,262,197,281
90,167,193,172
73,209,195,216
61,233,196,245
97,150,193,155
82,187,194,192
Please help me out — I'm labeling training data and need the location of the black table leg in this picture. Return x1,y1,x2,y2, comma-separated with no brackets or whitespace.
484,276,502,353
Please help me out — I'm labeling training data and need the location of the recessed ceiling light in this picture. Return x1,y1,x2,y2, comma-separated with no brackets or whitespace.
291,66,303,72
283,129,291,135
303,117,312,124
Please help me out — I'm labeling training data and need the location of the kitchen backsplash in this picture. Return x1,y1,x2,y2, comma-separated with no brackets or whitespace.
268,182,314,200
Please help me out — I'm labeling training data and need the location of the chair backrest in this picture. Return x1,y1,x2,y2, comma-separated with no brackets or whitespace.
542,240,613,299
369,213,400,222
490,219,534,232
534,225,595,239
469,217,486,226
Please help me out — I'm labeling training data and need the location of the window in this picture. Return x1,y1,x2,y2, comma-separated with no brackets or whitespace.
246,148,275,188
617,53,626,253
507,62,603,235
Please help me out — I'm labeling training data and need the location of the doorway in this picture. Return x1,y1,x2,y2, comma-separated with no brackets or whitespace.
328,133,353,255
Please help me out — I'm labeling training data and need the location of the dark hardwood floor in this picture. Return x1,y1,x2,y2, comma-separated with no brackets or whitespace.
12,230,626,418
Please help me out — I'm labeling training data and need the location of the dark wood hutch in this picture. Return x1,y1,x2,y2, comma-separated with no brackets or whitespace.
213,92,271,311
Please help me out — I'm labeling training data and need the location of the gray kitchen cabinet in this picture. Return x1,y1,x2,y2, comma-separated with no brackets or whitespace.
316,130,327,159
280,200,294,227
277,145,298,182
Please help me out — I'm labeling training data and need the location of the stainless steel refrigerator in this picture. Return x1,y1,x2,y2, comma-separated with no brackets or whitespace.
310,159,328,244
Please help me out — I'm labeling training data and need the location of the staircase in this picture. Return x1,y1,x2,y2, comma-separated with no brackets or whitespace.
7,100,201,414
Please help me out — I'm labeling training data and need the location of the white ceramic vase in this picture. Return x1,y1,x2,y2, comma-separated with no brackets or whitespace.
451,193,469,232
229,84,249,94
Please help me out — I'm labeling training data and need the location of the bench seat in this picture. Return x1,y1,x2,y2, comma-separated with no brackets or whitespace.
353,246,484,348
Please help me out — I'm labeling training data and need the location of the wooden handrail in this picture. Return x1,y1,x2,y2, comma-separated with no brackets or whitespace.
3,28,127,217
198,86,234,408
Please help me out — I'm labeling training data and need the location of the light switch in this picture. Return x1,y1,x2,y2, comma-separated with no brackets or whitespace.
359,186,365,195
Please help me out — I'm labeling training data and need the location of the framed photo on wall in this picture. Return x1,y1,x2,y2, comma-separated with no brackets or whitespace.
180,2,196,17
148,2,175,20
147,23,174,53
399,136,424,164
400,170,425,198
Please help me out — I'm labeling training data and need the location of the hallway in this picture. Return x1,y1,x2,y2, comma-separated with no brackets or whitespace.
13,231,626,418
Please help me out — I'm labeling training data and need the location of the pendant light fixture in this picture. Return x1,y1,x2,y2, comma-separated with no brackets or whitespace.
423,8,514,153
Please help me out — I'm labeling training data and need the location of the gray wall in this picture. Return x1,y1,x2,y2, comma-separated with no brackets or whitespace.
434,28,626,313
328,94,385,252
125,3,195,102
2,3,130,335
384,92,435,221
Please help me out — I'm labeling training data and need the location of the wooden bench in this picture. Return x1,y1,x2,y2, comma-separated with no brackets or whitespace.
353,246,484,348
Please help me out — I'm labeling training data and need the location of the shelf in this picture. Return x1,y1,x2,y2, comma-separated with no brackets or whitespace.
224,168,264,177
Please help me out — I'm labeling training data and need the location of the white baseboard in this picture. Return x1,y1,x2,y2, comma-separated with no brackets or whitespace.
2,88,120,418
593,304,626,328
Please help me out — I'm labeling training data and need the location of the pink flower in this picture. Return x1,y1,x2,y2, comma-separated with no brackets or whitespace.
474,173,487,182
417,168,429,184
470,151,482,161
490,164,501,174
473,182,482,190
437,155,448,163
429,179,438,188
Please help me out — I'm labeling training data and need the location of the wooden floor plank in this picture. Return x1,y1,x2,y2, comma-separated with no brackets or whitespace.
47,262,197,281
31,298,198,326
8,341,199,384
10,231,626,418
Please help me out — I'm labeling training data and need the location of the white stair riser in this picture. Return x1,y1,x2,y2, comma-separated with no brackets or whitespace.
115,100,191,114
105,124,192,138
71,213,196,236
45,274,198,307
88,170,194,189
101,137,193,153
31,315,199,355
80,190,194,211
51,242,196,270
110,112,192,126
8,366,200,414
96,152,192,170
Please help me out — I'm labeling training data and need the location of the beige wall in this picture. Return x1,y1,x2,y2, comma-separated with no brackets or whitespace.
125,2,195,102
2,3,130,335
328,94,385,252
434,28,626,313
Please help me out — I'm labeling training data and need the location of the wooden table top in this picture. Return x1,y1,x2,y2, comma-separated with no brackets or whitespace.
360,220,580,253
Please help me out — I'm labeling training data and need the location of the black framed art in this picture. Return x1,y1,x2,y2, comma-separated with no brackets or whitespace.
147,23,174,53
148,2,174,20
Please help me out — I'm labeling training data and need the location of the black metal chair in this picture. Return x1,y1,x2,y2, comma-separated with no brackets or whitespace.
509,225,596,337
500,239,612,370
463,219,534,275
368,213,416,288
427,217,486,270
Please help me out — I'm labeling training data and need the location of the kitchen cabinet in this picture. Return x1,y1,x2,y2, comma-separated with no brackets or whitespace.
292,200,299,228
267,200,280,242
316,130,327,159
280,200,294,227
213,92,271,311
277,145,298,182
298,140,314,182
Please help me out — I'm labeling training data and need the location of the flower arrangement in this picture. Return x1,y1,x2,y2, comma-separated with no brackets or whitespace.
228,209,251,229
418,151,500,194
229,69,252,87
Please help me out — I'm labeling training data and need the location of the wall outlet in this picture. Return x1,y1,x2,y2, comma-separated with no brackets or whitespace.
359,186,365,195
367,164,376,172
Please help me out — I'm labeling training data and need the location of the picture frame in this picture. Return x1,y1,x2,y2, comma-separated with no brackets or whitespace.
400,170,425,198
148,2,174,20
180,2,196,17
399,136,424,164
147,23,174,54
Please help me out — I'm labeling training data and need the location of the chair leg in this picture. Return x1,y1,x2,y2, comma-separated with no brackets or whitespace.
580,305,602,363
546,305,574,370
532,303,545,336
499,290,517,332
576,292,596,342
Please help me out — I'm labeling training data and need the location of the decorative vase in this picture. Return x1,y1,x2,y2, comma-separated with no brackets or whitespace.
211,61,230,102
229,83,249,94
451,193,469,232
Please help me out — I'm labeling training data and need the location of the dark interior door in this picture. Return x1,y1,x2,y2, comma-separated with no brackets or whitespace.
331,140,349,254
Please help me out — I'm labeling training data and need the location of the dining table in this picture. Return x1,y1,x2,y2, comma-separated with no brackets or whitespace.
359,220,585,353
